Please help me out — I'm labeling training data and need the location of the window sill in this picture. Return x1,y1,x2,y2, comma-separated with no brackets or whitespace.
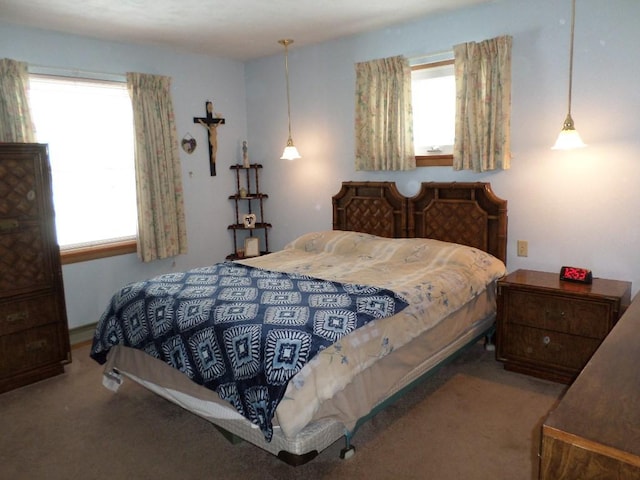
60,239,137,265
416,154,453,167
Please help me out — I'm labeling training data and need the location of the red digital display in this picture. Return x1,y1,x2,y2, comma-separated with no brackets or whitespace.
560,266,592,284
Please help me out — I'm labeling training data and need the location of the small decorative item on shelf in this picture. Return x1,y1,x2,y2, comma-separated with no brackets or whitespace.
242,140,250,168
239,186,248,198
244,237,260,257
243,213,256,228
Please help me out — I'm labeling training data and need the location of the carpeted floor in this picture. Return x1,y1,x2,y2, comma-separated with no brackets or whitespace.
0,342,565,480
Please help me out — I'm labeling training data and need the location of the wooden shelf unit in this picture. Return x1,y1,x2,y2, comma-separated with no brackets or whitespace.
227,164,271,260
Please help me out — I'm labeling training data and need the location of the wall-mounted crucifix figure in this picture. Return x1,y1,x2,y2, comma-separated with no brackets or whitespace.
193,100,225,176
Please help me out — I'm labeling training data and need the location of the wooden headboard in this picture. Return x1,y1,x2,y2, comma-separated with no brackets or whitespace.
332,181,508,263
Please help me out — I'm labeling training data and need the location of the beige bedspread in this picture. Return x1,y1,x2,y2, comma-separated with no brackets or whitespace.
237,230,506,437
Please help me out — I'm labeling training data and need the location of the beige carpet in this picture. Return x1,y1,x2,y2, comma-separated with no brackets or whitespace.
0,342,565,480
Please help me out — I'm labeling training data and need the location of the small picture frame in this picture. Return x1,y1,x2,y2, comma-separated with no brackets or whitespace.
242,213,256,229
244,237,260,257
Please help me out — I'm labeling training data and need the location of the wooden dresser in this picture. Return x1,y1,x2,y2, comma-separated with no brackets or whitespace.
0,143,70,393
540,292,640,478
496,269,631,383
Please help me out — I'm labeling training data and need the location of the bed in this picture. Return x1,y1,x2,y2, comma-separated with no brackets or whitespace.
90,181,508,465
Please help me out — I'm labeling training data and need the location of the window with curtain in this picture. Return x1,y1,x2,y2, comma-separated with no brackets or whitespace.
354,38,511,173
28,74,138,259
5,62,186,263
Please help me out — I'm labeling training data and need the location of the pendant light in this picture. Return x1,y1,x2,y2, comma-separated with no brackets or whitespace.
278,39,302,160
552,0,586,150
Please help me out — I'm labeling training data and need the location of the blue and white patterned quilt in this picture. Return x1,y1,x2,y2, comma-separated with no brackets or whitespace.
90,262,408,441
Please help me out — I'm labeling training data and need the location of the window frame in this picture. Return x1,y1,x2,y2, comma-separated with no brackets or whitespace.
61,239,137,265
412,59,455,167
28,70,138,264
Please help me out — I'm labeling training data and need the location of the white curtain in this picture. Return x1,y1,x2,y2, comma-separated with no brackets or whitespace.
127,72,188,262
453,35,512,172
355,55,415,171
0,58,35,142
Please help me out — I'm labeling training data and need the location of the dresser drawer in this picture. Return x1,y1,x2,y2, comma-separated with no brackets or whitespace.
0,226,53,295
0,295,60,336
504,324,602,372
0,155,41,219
506,290,611,339
0,323,66,376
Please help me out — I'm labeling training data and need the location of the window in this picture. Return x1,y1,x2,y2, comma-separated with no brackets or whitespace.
28,74,137,263
411,60,455,167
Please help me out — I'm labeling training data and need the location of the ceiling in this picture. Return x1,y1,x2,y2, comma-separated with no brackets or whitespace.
0,0,495,61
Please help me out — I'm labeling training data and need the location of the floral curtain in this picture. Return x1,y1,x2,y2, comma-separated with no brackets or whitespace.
355,55,415,171
127,72,187,262
453,35,512,172
0,58,35,142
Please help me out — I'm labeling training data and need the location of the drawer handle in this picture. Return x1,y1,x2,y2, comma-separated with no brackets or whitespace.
545,310,565,319
542,335,551,346
6,311,28,323
26,339,48,351
0,219,19,232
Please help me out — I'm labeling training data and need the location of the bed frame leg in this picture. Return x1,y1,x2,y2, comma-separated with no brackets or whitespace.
340,434,356,459
484,331,496,351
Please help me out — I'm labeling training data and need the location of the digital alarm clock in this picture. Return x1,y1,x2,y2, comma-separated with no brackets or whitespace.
559,266,593,284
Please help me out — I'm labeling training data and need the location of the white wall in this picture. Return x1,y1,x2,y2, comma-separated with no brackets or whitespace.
2,0,639,331
0,22,248,328
245,0,640,296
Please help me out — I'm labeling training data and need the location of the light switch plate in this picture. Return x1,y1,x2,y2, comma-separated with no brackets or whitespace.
517,240,528,257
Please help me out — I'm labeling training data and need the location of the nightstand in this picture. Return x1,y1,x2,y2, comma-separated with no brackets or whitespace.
496,269,631,383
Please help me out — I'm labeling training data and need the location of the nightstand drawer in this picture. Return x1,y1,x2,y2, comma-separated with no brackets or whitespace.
0,294,60,336
504,324,601,372
0,323,65,376
506,290,610,339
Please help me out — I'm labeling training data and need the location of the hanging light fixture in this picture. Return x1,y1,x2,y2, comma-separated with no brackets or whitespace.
278,39,301,160
552,0,586,150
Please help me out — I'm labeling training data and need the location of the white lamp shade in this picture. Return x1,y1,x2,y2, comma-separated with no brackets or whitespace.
280,144,301,160
552,128,587,150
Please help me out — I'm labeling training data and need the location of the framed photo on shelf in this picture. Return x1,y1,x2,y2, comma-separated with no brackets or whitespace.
244,237,260,257
242,213,257,229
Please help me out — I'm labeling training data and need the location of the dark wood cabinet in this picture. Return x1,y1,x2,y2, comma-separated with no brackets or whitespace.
0,143,70,393
496,269,631,383
539,294,640,479
227,164,271,260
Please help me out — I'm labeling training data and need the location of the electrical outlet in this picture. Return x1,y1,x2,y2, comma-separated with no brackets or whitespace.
517,240,528,257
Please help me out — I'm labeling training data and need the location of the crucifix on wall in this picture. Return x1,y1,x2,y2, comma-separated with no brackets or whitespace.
193,100,225,176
